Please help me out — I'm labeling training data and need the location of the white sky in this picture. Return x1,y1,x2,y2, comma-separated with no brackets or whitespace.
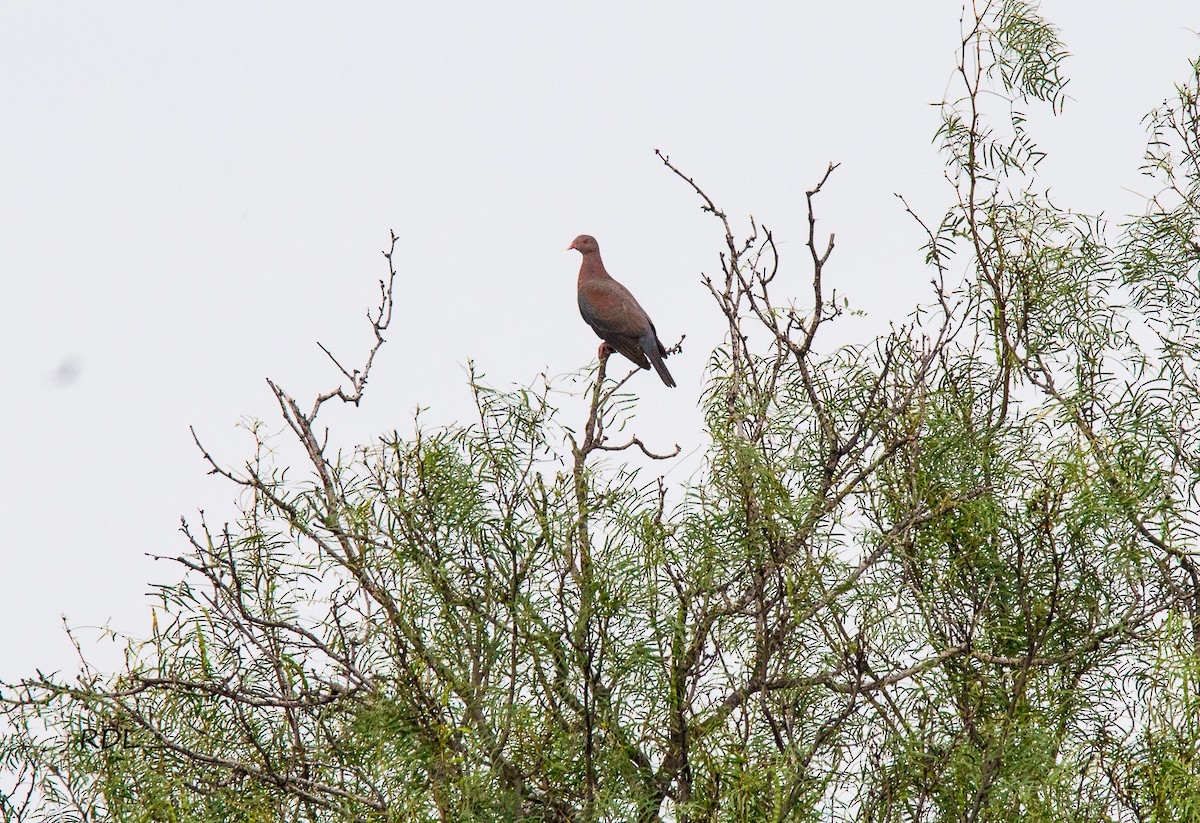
1,2,1196,682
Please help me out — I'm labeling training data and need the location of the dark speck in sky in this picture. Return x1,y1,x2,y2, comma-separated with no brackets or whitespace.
52,359,81,387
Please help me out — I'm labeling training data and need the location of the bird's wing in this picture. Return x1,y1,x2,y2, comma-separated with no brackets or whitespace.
578,279,652,339
578,282,653,368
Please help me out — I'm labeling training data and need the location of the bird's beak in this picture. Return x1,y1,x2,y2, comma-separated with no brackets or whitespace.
566,243,576,250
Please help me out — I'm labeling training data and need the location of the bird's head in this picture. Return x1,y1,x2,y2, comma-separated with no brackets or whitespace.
567,235,599,255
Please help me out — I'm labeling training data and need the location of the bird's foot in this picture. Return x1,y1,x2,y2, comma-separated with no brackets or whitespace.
597,342,615,359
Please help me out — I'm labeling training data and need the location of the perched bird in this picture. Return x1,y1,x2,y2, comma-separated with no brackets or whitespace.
569,234,676,387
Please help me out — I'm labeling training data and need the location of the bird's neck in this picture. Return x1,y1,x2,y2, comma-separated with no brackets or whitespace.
577,253,608,284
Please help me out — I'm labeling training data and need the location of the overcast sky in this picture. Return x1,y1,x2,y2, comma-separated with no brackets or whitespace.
1,2,1196,682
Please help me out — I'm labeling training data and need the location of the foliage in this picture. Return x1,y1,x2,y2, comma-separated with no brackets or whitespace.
4,2,1200,821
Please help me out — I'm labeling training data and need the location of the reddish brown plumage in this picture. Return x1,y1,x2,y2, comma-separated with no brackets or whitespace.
569,234,676,388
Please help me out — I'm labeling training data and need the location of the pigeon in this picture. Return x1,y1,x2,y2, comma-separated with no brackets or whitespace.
569,234,676,388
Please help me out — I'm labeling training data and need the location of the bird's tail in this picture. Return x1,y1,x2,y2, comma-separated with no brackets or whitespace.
647,345,676,388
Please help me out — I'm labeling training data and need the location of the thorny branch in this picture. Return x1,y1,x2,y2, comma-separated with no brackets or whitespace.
652,150,984,810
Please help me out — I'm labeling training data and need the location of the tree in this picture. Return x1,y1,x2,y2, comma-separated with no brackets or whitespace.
4,2,1200,820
